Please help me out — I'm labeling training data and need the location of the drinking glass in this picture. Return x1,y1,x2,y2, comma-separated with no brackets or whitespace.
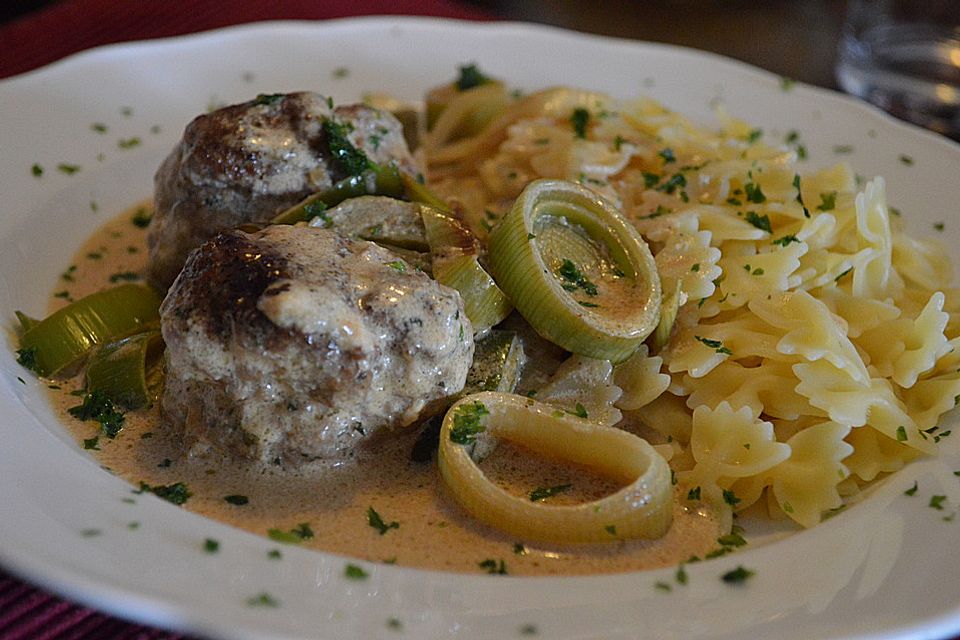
836,0,960,139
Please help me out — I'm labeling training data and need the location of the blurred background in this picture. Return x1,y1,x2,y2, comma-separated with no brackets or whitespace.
0,0,848,88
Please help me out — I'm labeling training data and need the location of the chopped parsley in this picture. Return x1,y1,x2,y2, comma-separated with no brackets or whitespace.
345,563,369,580
694,335,732,355
557,259,598,296
385,260,406,272
638,205,672,220
567,403,589,419
254,93,284,106
779,76,796,91
83,436,100,450
744,181,766,204
717,532,747,548
687,486,702,501
479,558,508,574
455,63,491,91
136,481,192,505
934,222,945,232
899,154,914,166
267,549,282,560
131,208,152,228
744,211,772,233
904,481,918,496
367,506,400,535
68,390,125,438
246,592,279,607
108,271,140,283
833,144,854,154
722,489,741,506
304,201,331,227
323,119,371,176
57,163,81,175
817,191,837,211
332,66,349,79
203,538,220,553
658,148,676,164
772,234,799,247
529,483,572,502
571,107,590,139
224,494,249,505
449,400,489,445
31,163,43,177
604,524,617,537
930,495,947,511
746,128,763,144
721,565,754,584
15,347,40,374
895,425,908,442
267,522,314,544
792,174,810,217
676,564,689,585
117,137,141,149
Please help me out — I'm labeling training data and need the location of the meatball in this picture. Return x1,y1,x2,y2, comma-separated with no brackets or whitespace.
147,92,419,290
160,224,473,465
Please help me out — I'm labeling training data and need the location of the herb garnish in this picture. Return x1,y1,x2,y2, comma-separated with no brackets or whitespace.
772,234,799,247
367,506,400,535
904,481,918,496
254,93,284,106
31,163,43,177
817,191,837,211
224,494,249,505
529,484,573,502
385,260,406,272
687,486,702,501
117,137,141,149
744,181,766,204
568,403,589,418
204,538,220,553
721,565,754,584
658,148,676,163
455,64,490,91
558,259,598,296
479,558,508,574
571,107,590,139
930,495,947,510
744,211,772,233
323,119,371,176
15,347,40,374
895,425,908,442
345,563,369,579
694,335,732,355
136,481,192,505
246,592,279,607
449,400,489,445
267,522,314,544
68,390,125,438
131,208,152,228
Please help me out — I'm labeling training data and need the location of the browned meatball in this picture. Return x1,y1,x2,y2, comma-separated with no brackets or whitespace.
160,224,473,466
147,92,419,290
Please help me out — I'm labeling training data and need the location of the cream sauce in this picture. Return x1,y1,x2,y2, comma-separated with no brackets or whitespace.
47,203,722,576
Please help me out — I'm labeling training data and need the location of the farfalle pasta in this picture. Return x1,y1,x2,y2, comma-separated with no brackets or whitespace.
426,86,958,529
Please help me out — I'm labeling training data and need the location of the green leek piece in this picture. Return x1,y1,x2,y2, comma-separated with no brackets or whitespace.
421,206,512,335
312,196,429,252
17,284,161,377
400,173,453,213
426,81,509,143
487,179,661,363
650,280,682,352
271,163,405,225
463,330,525,395
410,330,524,463
85,330,164,409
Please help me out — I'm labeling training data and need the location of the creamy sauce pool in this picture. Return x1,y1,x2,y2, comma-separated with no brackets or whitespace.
47,203,722,576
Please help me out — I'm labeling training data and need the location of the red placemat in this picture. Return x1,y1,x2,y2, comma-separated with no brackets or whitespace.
0,0,494,80
0,3,495,637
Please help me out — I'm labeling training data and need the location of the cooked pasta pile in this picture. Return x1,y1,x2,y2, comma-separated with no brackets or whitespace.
424,85,960,529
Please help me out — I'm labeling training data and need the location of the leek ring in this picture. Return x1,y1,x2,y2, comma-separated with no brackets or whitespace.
438,391,673,544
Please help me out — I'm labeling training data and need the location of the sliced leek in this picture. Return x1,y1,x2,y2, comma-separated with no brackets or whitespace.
17,285,161,377
487,179,661,362
425,82,509,146
310,196,429,252
271,163,405,225
85,330,164,409
421,206,512,335
438,391,673,543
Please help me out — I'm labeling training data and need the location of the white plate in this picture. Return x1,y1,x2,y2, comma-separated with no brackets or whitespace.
2,17,960,640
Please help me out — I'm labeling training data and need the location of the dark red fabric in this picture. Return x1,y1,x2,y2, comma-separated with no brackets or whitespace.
0,0,494,80
0,2,495,636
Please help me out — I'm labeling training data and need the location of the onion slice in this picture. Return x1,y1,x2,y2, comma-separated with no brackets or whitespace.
438,391,673,544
